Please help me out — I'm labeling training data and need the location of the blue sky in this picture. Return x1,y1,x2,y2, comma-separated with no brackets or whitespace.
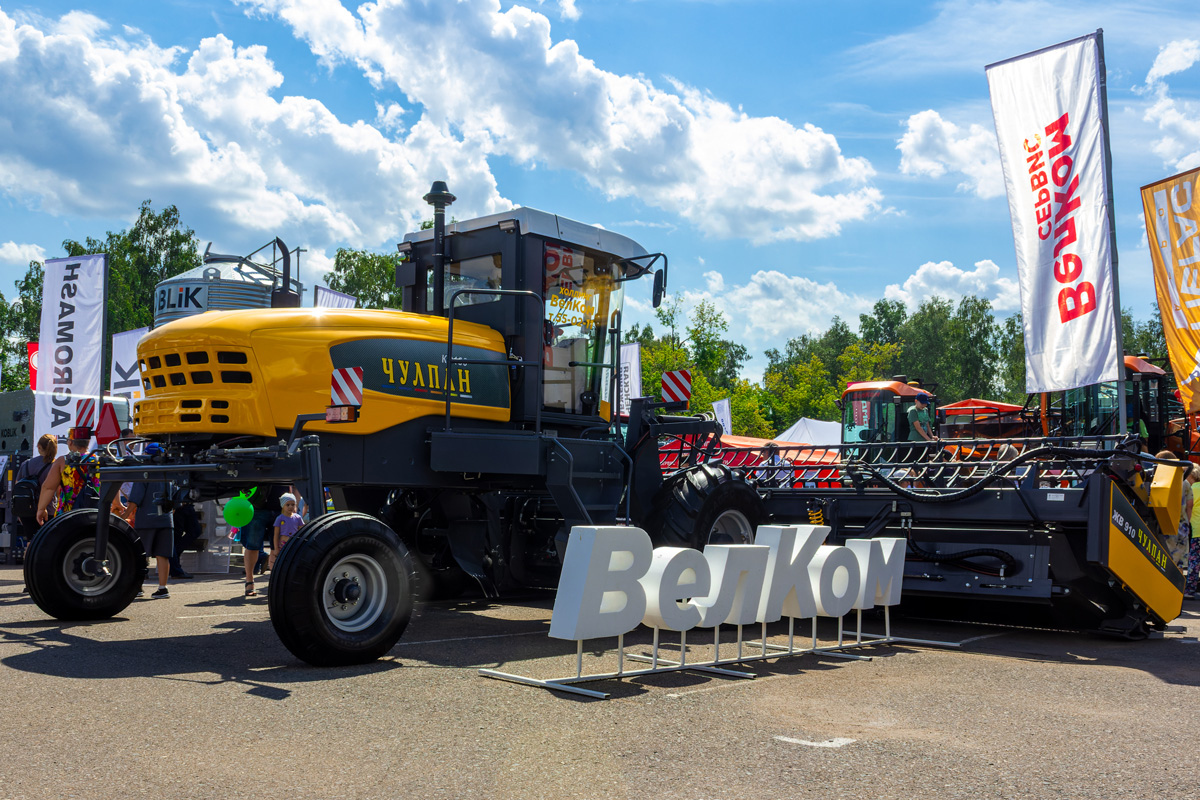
1,0,1198,380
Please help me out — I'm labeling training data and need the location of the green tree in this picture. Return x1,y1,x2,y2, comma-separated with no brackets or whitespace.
0,261,44,391
762,355,840,426
62,200,202,339
837,341,901,385
995,313,1026,404
894,296,953,391
858,299,907,348
1122,305,1166,360
685,299,748,390
324,248,405,309
21,201,202,392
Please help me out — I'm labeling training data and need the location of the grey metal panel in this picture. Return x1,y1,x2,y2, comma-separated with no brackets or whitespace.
403,207,648,261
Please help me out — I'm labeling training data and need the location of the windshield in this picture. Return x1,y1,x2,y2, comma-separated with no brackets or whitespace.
543,243,623,417
841,391,899,444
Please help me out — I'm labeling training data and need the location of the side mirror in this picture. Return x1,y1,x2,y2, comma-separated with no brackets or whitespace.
652,269,665,308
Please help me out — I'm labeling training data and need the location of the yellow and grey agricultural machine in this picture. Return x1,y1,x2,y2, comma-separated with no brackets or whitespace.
24,183,1188,665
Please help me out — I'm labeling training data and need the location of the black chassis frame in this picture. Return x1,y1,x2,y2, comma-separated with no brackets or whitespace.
82,419,328,581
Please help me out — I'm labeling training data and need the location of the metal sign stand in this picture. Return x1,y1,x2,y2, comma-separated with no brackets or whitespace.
479,607,962,699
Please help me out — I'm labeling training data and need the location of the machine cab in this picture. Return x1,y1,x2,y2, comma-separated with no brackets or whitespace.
1061,355,1182,452
839,380,933,445
397,204,661,429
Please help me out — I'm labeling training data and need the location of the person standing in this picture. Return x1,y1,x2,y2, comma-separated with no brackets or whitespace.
35,435,99,524
269,492,303,570
168,490,202,580
1188,469,1200,600
126,479,174,599
907,393,936,443
14,434,57,533
242,484,288,596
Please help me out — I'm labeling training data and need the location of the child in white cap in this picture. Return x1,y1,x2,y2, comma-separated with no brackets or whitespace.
270,492,303,569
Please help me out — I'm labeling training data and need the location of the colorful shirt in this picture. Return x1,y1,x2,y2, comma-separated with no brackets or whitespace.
55,452,100,515
274,513,303,541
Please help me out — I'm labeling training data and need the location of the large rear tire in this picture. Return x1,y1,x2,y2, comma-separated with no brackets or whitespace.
648,463,763,549
269,511,420,667
24,510,146,620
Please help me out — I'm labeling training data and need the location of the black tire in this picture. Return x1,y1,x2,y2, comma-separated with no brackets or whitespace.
269,511,420,667
648,463,763,549
24,510,146,621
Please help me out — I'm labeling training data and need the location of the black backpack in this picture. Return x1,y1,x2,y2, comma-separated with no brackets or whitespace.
12,462,51,521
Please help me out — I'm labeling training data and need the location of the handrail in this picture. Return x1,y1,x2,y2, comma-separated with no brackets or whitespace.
445,288,544,433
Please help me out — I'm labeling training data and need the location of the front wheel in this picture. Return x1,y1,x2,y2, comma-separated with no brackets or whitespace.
268,512,419,666
24,510,147,620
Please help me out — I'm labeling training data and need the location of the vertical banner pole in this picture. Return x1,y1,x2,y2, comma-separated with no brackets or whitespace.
1094,29,1128,433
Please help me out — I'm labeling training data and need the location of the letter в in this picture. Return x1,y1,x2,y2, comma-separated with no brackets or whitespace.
549,527,652,641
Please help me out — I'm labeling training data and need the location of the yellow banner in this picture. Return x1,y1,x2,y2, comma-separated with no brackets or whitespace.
1142,168,1200,412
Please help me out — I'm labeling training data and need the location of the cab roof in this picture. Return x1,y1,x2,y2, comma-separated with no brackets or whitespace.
402,207,649,262
1124,355,1166,375
842,380,927,399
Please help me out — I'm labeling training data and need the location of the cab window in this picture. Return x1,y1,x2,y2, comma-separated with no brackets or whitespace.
543,243,622,416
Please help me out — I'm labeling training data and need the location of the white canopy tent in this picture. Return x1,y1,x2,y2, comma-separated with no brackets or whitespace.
776,417,841,447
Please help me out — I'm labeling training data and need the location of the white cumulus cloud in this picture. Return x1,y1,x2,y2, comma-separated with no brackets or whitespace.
0,241,46,269
1141,39,1200,171
0,8,508,261
897,110,1004,199
884,259,1019,312
236,0,882,243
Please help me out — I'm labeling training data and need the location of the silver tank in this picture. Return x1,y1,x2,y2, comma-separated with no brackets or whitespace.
153,243,303,327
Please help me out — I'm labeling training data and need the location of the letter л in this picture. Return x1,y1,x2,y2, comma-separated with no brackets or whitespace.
693,545,770,627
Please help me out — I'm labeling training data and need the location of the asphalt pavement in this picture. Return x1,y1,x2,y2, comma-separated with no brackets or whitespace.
0,562,1197,800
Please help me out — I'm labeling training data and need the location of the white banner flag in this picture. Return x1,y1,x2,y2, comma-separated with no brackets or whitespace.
110,326,149,408
315,285,357,309
619,342,641,416
35,254,107,452
987,32,1121,392
712,397,733,436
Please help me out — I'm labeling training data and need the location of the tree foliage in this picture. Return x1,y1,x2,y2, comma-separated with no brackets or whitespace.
324,248,405,309
1,200,199,391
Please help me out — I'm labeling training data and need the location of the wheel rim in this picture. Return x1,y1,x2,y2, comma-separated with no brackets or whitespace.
708,509,754,545
322,553,388,633
61,538,124,597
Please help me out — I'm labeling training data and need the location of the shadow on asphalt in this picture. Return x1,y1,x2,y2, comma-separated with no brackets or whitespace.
0,615,401,699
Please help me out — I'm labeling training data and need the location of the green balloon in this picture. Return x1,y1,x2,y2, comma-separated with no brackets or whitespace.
224,494,254,528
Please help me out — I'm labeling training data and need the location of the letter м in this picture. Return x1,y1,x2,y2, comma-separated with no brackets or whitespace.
846,538,906,608
549,527,652,641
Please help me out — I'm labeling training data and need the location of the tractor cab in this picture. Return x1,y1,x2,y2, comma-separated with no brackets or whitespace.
398,190,664,429
839,379,933,446
1060,355,1180,451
